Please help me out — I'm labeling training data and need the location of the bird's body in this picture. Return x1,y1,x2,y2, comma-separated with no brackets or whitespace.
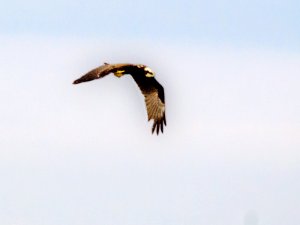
73,63,166,134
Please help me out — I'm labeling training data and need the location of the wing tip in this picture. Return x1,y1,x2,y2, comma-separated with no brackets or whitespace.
73,79,80,85
151,118,166,135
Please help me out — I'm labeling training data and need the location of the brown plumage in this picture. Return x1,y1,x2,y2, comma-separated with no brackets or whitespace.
73,63,166,134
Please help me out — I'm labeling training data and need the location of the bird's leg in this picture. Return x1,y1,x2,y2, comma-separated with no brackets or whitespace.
114,70,125,78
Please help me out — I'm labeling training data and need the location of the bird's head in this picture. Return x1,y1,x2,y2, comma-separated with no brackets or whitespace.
138,65,155,78
144,66,155,77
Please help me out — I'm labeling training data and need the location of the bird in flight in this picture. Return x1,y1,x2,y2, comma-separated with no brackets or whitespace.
73,63,166,134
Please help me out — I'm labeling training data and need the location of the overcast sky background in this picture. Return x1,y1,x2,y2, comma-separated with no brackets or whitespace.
0,0,300,225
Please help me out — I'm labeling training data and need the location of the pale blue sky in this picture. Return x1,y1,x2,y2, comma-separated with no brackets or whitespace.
0,1,300,225
1,0,300,49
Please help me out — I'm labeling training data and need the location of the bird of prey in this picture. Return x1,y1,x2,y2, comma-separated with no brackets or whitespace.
73,63,166,134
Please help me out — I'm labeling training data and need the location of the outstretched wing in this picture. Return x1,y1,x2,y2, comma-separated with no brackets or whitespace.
131,75,166,134
73,63,135,84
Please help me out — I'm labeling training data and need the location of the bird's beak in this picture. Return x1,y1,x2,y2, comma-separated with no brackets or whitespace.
146,72,155,78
